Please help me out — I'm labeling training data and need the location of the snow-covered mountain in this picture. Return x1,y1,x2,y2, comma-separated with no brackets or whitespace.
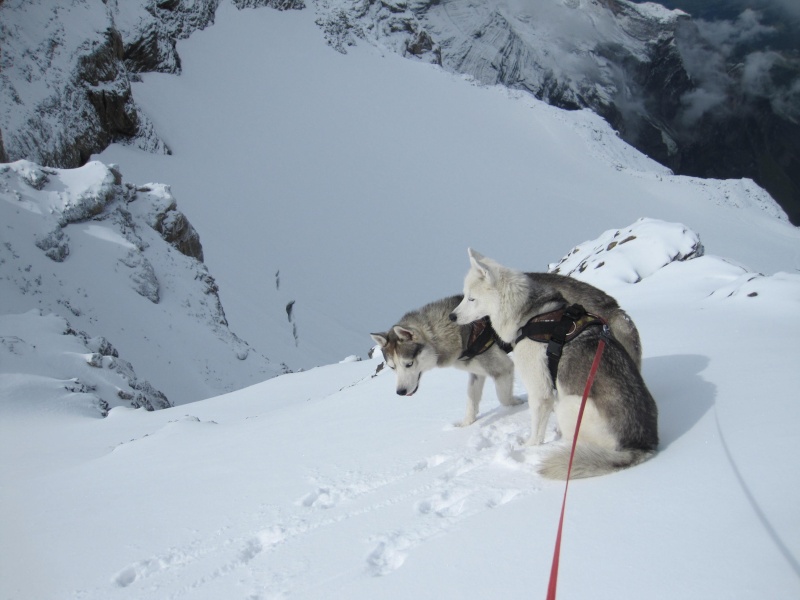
0,160,282,407
2,3,800,597
315,0,800,223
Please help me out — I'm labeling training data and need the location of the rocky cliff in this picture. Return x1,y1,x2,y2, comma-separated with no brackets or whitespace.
0,0,303,170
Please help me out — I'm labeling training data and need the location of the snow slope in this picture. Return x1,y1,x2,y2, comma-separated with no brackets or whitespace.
2,219,799,599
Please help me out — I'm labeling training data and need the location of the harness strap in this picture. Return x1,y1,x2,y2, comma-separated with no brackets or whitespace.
458,317,497,361
515,304,606,386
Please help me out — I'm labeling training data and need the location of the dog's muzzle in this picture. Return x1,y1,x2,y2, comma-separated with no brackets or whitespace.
397,373,421,396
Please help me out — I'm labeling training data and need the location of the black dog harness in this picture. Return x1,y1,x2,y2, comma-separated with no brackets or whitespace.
515,303,607,385
459,317,509,361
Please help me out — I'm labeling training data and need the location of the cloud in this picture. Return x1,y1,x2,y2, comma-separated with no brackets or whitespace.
694,9,774,54
679,87,730,125
761,0,800,20
741,50,782,95
741,51,800,121
675,8,799,126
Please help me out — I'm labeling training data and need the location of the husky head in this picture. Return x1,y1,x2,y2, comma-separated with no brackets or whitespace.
449,248,503,326
370,326,439,397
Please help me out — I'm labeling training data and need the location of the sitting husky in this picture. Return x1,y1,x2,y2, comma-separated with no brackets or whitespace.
371,272,642,428
450,249,658,479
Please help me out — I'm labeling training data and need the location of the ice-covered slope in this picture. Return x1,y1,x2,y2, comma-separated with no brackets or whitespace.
98,3,799,372
0,160,282,405
2,219,798,599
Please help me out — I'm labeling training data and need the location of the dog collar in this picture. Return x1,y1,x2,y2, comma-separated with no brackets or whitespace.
459,317,498,360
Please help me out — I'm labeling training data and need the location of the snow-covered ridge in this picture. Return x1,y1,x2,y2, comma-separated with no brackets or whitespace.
0,160,283,406
550,217,705,285
314,0,687,118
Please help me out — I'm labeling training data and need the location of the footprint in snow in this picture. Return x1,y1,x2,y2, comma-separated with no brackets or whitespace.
366,532,411,576
415,488,471,518
238,527,286,563
413,453,451,472
299,486,339,509
112,550,191,587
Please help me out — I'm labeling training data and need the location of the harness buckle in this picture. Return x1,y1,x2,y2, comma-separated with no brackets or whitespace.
546,338,564,360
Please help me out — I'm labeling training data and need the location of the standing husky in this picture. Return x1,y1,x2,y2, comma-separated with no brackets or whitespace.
371,274,642,428
450,249,658,479
371,295,519,427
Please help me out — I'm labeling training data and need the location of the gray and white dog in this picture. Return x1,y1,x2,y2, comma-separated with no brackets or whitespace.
451,249,658,479
371,295,519,427
371,269,643,428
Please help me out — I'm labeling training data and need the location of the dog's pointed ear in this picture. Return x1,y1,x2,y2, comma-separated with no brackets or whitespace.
370,332,389,348
468,248,486,263
468,248,494,283
393,325,415,341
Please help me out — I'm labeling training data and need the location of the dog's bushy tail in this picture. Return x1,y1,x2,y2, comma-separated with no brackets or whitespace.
538,443,655,480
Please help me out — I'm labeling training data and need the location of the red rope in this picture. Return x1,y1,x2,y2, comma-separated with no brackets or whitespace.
546,336,607,600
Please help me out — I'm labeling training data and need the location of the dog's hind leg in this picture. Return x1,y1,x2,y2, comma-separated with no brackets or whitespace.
527,391,556,445
458,373,485,427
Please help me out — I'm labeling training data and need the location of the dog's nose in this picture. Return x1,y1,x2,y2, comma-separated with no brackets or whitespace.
397,388,407,396
449,312,457,322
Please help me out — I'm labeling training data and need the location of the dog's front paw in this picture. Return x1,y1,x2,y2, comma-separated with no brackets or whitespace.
503,395,525,407
524,435,545,447
455,415,477,428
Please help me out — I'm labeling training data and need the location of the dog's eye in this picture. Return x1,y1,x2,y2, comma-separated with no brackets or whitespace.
467,297,475,302
405,361,413,368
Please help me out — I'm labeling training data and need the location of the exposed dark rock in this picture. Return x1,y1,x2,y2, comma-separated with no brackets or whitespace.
233,0,305,9
121,0,220,74
35,229,70,263
0,130,8,164
151,201,205,261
